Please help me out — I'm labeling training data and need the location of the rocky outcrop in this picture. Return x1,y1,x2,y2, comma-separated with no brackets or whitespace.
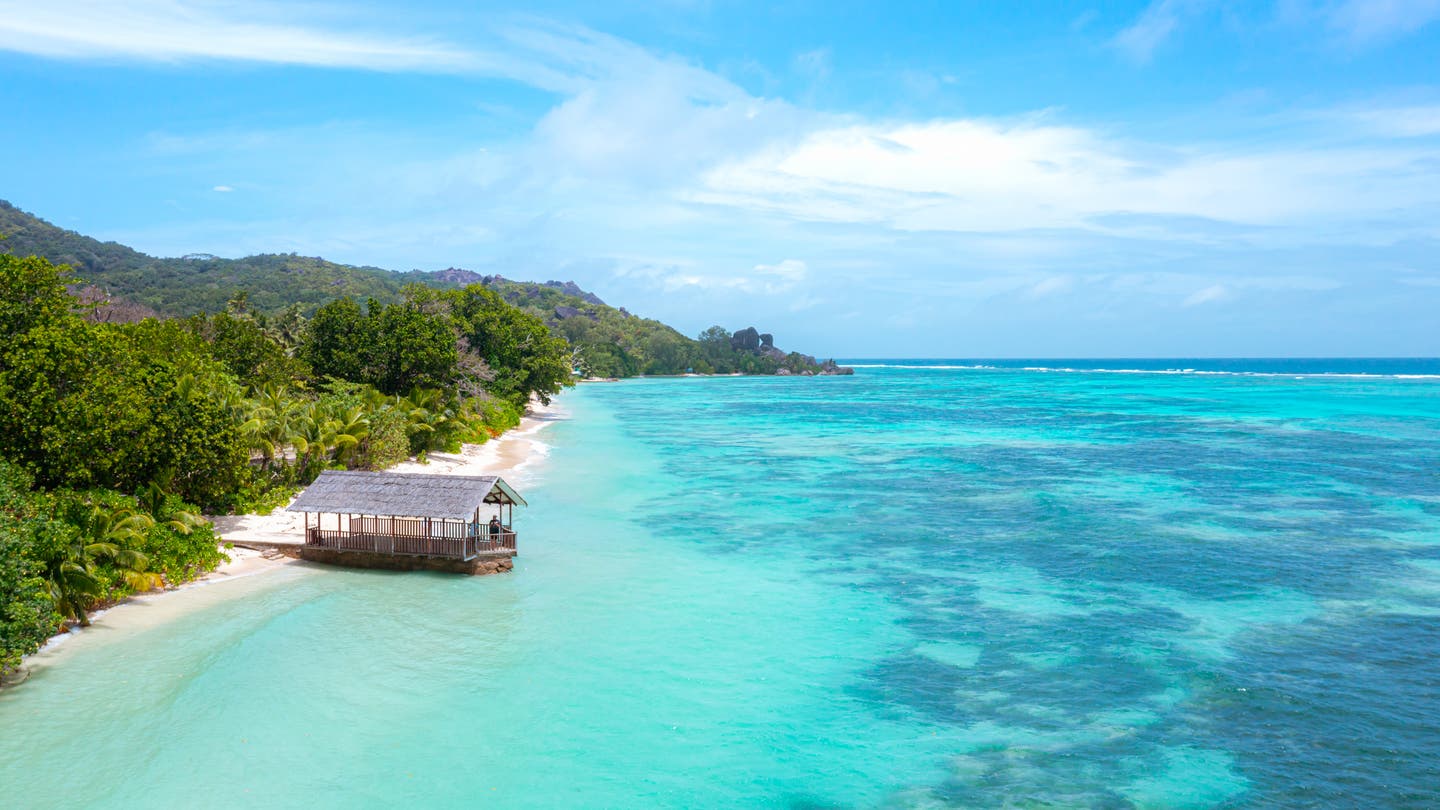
728,324,854,376
433,267,486,285
730,326,762,352
543,280,606,306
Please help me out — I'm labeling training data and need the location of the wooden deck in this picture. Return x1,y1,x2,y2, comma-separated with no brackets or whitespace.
305,517,516,561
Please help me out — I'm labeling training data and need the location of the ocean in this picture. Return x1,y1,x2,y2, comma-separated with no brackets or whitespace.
2,361,1438,807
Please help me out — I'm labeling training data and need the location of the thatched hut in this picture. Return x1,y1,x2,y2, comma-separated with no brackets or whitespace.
286,470,526,574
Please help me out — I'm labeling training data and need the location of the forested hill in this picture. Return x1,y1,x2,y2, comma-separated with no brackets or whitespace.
0,199,850,377
0,200,426,314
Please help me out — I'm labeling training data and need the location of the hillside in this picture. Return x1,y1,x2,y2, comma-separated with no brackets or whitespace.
0,199,849,377
0,200,428,314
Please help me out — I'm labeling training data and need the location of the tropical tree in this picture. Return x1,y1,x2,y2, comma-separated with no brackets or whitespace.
38,502,157,626
298,295,458,395
0,253,81,343
138,481,206,536
448,284,571,407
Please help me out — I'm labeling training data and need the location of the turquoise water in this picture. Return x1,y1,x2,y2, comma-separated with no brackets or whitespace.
3,365,1440,807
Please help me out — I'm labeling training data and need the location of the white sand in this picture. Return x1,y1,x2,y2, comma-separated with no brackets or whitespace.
16,398,566,675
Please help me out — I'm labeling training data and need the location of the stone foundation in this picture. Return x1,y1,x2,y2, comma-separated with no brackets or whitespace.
298,547,516,575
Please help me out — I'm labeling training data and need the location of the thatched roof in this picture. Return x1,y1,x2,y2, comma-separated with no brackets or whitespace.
286,471,526,520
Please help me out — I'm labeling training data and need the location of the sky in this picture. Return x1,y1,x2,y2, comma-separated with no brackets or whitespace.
1,1,1438,357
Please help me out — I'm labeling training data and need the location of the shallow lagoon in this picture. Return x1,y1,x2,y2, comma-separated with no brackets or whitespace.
3,365,1438,807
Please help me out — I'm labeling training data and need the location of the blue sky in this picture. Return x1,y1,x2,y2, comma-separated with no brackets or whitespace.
2,1,1438,356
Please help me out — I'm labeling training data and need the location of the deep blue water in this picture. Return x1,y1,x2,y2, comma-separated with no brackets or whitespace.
2,363,1438,807
843,357,1440,376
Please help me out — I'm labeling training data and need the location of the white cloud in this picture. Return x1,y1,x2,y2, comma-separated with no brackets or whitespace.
1340,103,1440,138
0,0,486,72
1111,0,1193,62
689,116,1440,238
212,185,233,192
754,259,808,283
650,259,808,296
1114,1,1440,61
1025,276,1075,299
1327,0,1440,43
67,12,1434,253
1182,284,1231,307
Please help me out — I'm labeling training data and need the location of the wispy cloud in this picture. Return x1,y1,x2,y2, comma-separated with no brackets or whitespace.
1326,0,1440,43
1111,0,1198,62
1114,0,1440,62
0,0,486,72
1182,283,1231,306
211,185,233,192
1329,102,1440,137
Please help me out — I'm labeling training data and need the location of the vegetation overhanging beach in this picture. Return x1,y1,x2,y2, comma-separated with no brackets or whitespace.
15,398,563,684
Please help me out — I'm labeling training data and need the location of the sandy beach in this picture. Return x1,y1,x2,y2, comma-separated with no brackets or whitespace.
15,398,565,679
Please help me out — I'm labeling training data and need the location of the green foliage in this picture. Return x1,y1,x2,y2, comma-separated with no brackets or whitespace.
487,281,839,378
449,284,572,407
185,311,309,388
296,297,368,383
0,461,60,678
1,456,230,675
134,481,223,582
492,280,698,378
369,298,460,395
298,296,458,396
43,492,162,625
229,482,299,517
465,396,522,440
0,316,251,511
0,252,81,340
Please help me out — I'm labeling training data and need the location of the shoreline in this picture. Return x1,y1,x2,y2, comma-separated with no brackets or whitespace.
10,398,566,684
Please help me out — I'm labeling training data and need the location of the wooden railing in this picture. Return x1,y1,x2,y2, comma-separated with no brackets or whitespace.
305,523,516,560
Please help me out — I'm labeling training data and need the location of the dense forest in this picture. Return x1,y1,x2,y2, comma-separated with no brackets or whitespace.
0,200,851,378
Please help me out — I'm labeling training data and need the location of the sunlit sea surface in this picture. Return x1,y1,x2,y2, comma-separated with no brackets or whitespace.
3,361,1439,808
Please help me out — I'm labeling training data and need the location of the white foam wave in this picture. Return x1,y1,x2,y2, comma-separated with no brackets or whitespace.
846,363,1000,370
842,363,1440,380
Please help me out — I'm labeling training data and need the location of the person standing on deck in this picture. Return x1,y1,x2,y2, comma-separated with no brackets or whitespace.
489,516,503,537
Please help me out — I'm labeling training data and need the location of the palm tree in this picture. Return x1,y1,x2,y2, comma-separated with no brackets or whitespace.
138,481,207,535
402,388,464,454
41,504,158,626
266,304,307,355
290,400,370,479
240,383,308,471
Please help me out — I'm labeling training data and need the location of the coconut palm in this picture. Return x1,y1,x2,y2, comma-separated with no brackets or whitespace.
41,504,158,626
138,481,207,535
401,387,465,454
